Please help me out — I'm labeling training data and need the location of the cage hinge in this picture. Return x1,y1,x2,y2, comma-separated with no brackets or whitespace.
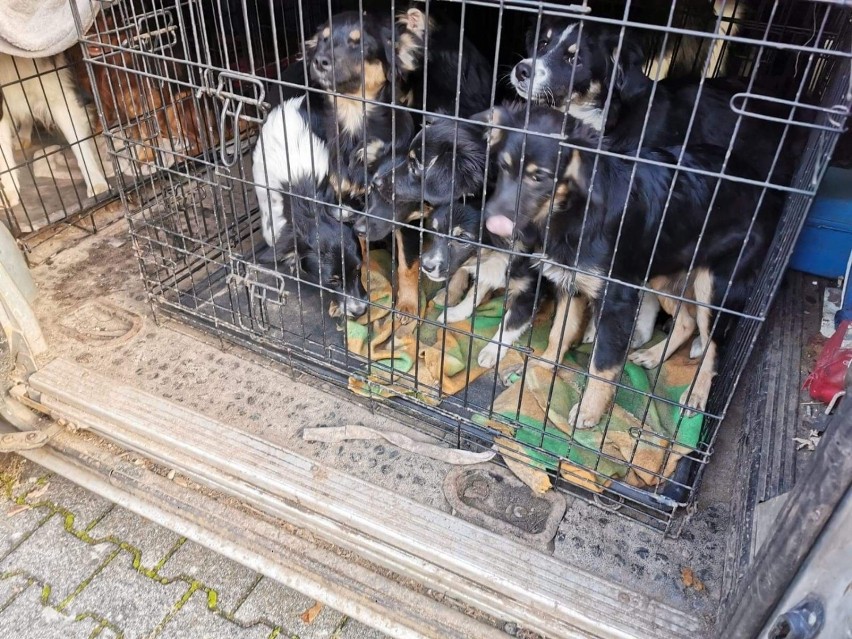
199,70,269,168
0,430,48,452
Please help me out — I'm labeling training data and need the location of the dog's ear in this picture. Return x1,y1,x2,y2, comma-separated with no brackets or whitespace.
381,24,400,78
610,35,647,105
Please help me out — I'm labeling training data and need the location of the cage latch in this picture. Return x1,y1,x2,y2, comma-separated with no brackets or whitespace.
199,70,269,168
730,92,848,133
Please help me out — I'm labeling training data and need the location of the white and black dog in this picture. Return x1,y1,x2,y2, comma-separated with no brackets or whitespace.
252,95,368,318
0,53,109,210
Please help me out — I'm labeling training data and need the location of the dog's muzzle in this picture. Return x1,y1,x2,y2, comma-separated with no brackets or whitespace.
420,259,446,282
343,296,368,318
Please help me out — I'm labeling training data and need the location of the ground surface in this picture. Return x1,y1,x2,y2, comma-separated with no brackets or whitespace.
0,455,385,639
0,209,823,637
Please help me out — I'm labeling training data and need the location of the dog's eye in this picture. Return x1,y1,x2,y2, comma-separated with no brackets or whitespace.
527,171,548,183
537,38,549,51
328,275,342,287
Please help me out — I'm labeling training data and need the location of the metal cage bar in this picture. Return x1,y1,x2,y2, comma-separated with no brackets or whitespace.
71,0,852,532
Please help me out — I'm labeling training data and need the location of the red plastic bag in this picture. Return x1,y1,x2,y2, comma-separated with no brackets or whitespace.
804,320,852,405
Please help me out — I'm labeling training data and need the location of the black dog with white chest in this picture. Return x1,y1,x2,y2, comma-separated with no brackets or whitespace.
509,17,793,184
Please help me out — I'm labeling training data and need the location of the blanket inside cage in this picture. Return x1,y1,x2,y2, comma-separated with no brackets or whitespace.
344,250,703,494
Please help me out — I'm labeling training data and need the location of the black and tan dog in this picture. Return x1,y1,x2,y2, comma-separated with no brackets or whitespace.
481,104,779,427
419,202,544,342
394,6,493,117
372,112,491,206
346,109,429,323
305,11,414,205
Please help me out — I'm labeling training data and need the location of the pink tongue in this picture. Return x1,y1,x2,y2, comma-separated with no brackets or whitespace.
486,215,515,237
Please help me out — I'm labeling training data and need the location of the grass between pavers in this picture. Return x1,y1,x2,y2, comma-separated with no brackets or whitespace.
0,461,353,639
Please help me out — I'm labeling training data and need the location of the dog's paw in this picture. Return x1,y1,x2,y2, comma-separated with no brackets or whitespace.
444,305,471,324
567,402,601,430
629,347,662,370
689,336,704,359
679,386,709,417
395,298,419,324
477,342,504,369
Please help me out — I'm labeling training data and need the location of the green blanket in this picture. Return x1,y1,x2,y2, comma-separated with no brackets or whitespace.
346,250,702,494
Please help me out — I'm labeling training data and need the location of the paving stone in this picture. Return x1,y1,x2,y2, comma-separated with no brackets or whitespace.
0,574,31,608
159,540,259,614
6,460,50,499
89,506,183,570
31,476,113,528
233,577,345,639
336,618,389,639
0,585,101,638
0,515,115,606
158,591,271,639
69,550,189,639
0,503,52,560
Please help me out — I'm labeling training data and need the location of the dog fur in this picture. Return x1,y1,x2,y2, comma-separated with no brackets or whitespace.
508,16,791,185
394,6,493,117
482,104,779,426
0,53,109,209
305,11,413,203
373,112,490,205
253,96,367,318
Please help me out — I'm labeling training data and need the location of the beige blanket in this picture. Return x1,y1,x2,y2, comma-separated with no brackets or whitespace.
0,1,98,58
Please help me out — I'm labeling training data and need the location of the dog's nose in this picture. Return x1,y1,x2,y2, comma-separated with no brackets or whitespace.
313,55,331,71
345,297,368,318
421,255,439,273
514,61,531,82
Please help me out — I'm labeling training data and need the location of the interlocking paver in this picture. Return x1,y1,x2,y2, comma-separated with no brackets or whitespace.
89,507,183,570
0,515,116,607
0,455,394,639
158,591,272,639
0,574,31,609
159,540,259,615
68,550,189,639
0,584,101,638
233,577,345,639
31,475,114,528
0,504,52,560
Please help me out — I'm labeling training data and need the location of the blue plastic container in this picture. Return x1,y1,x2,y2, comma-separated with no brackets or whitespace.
789,167,852,279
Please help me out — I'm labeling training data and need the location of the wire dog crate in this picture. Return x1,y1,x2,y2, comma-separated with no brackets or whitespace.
75,0,851,532
0,46,118,254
